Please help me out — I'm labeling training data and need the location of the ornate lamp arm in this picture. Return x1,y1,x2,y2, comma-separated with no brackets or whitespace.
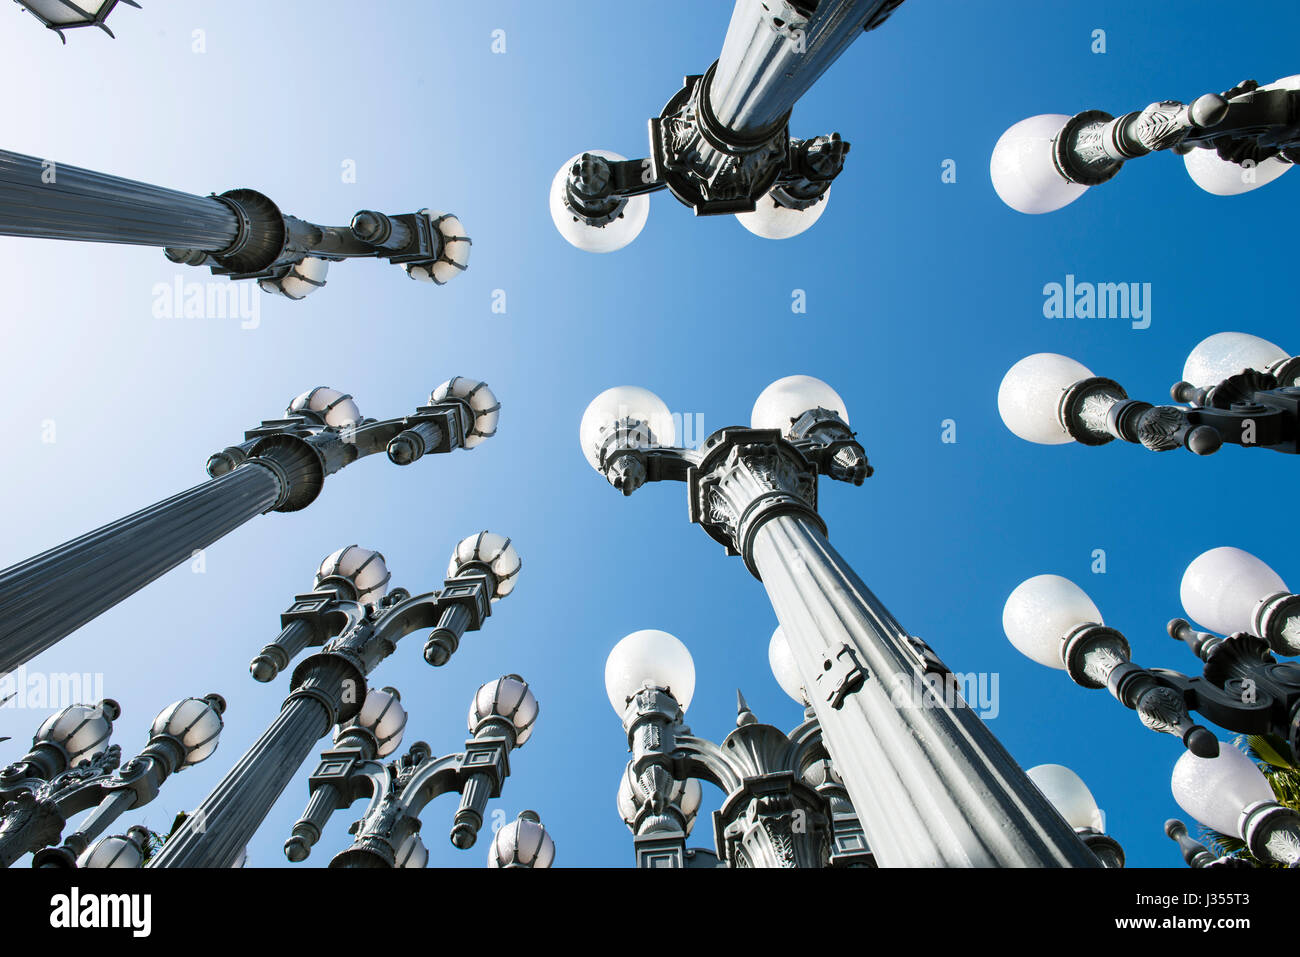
1055,82,1300,186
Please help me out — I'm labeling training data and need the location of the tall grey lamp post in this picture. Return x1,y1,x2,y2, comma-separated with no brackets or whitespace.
548,0,905,251
11,0,138,41
606,627,872,868
0,378,499,676
991,75,1300,214
0,694,225,867
148,533,520,868
999,335,1300,458
0,148,469,296
284,675,539,867
580,375,1097,867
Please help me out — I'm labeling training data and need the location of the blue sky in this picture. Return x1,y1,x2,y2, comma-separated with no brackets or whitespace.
1,0,1297,868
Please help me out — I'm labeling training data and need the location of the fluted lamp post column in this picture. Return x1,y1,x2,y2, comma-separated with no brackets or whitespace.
581,376,1096,867
285,675,538,867
12,0,138,41
998,340,1300,458
549,0,905,251
0,377,499,675
149,532,521,868
0,148,469,295
0,694,225,867
991,75,1300,214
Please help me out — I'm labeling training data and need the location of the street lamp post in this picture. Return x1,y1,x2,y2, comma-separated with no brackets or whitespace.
580,375,1097,867
11,0,139,41
998,337,1300,457
607,627,872,868
0,378,499,676
991,75,1300,214
284,675,538,867
0,694,225,867
1003,550,1300,759
148,533,520,868
549,0,905,251
0,148,469,295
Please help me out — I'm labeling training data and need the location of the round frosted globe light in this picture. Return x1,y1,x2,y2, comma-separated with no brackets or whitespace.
1003,574,1102,669
990,114,1089,214
549,150,650,253
604,629,696,714
1183,147,1291,196
1026,763,1104,831
768,626,808,705
260,257,329,300
735,186,830,239
1181,332,1289,390
430,377,499,449
469,674,539,746
1172,743,1275,837
751,375,849,433
149,694,224,768
288,386,361,430
1180,546,1287,637
447,531,521,600
579,386,676,470
337,686,407,758
316,545,390,606
998,353,1093,445
36,701,118,766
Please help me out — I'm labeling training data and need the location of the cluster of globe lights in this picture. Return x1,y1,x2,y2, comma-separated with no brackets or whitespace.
548,149,831,253
285,377,501,453
579,373,852,478
603,626,1113,850
989,76,1300,215
24,694,228,867
1004,543,1300,857
997,331,1300,449
257,210,471,300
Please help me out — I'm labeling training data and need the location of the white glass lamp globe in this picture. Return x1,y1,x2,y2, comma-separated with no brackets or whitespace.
447,531,521,600
430,377,499,449
1181,332,1289,390
735,186,831,239
404,210,471,284
990,114,1089,214
35,700,119,766
288,386,361,430
1026,763,1105,831
316,545,390,606
149,694,224,768
78,829,149,869
998,353,1093,445
751,375,849,433
260,257,329,300
549,150,650,253
469,674,539,746
1183,147,1291,196
1172,743,1275,837
1180,546,1288,637
488,811,555,868
1003,575,1103,669
336,686,407,757
768,626,809,705
604,629,696,714
395,832,428,868
579,386,676,470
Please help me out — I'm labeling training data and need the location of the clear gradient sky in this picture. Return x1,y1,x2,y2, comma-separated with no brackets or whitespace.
1,0,1297,867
